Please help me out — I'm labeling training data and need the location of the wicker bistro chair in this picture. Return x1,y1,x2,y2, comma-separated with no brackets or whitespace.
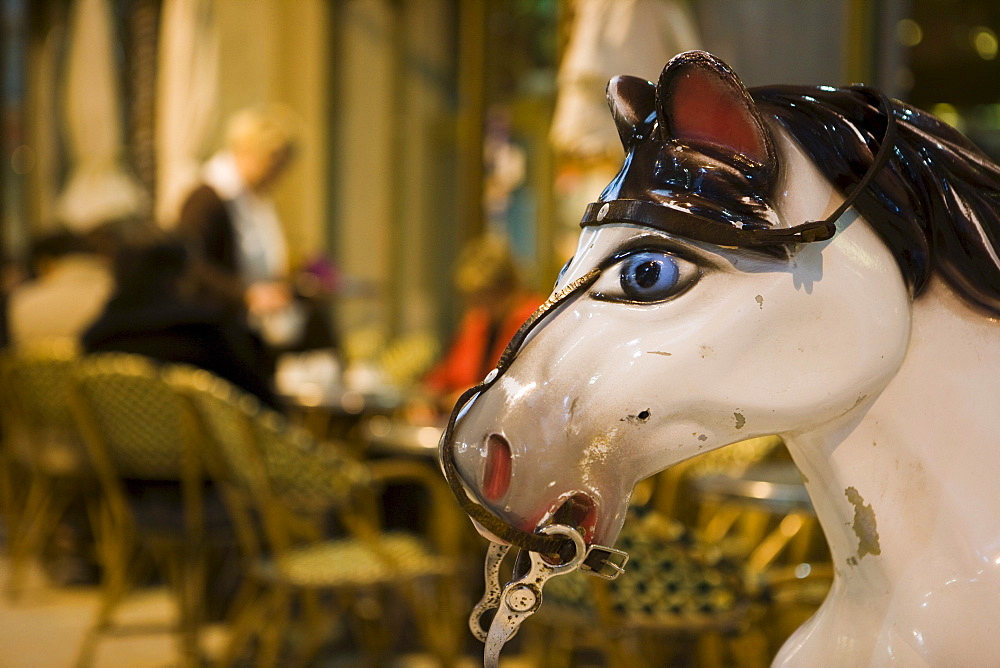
689,457,833,657
67,353,231,667
166,366,464,667
529,507,760,668
0,339,97,598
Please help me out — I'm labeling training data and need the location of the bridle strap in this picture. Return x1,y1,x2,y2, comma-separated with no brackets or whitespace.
811,88,898,226
579,200,836,246
580,89,898,246
439,268,602,557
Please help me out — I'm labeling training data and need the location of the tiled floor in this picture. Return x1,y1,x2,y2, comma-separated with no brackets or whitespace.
0,559,222,667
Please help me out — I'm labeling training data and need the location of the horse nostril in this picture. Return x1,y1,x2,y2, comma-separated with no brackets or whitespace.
483,433,512,501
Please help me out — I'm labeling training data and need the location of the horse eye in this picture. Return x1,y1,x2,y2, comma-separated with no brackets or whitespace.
591,250,696,304
620,252,679,301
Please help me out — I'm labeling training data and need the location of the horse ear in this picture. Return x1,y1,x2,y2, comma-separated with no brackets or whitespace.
656,51,773,165
607,75,657,150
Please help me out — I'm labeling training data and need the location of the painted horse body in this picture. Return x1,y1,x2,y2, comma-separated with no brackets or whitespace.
445,51,1000,664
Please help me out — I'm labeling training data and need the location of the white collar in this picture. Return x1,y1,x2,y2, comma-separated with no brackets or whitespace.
201,151,245,201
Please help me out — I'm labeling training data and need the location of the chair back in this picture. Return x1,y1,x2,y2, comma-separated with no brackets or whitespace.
68,353,206,538
164,368,273,506
168,367,368,505
0,338,87,473
250,412,369,513
168,367,465,665
67,354,224,665
166,366,372,554
71,354,194,479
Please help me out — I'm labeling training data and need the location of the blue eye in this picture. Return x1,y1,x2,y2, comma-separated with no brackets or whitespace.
590,246,699,304
619,251,680,301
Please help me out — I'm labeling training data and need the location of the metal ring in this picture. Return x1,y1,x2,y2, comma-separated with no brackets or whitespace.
538,524,587,571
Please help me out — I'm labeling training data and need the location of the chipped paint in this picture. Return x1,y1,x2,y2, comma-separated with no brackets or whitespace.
845,486,881,559
755,294,764,309
621,409,651,424
697,434,708,441
734,412,746,429
579,430,616,485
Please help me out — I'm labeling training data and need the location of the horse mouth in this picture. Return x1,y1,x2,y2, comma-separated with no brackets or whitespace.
467,486,600,551
540,493,599,545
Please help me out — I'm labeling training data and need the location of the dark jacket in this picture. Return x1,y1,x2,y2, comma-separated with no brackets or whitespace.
177,184,249,308
82,297,282,412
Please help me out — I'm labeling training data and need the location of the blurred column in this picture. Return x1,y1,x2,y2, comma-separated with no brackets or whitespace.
872,0,911,99
456,0,486,243
845,0,876,85
55,0,146,232
1,0,28,259
269,0,330,266
387,0,455,337
124,0,159,210
331,0,400,335
154,0,219,227
329,0,459,337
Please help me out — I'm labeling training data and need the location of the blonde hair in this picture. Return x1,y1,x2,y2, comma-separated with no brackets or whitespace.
225,104,300,159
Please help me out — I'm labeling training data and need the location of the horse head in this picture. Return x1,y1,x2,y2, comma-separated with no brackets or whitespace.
443,50,1000,664
442,50,911,551
441,47,1000,548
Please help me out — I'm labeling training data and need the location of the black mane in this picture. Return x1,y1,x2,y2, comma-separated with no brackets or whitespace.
753,85,1000,316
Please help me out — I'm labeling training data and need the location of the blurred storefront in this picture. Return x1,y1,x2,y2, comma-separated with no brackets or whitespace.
2,0,998,348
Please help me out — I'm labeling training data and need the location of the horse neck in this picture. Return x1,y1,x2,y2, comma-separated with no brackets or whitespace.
781,275,1000,586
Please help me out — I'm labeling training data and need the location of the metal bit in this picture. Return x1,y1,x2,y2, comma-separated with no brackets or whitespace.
483,525,588,668
469,541,511,642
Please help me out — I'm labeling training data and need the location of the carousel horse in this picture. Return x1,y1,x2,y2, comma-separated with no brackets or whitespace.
440,50,1000,665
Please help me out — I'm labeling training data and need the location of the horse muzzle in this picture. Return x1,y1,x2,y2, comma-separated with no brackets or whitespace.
447,398,610,550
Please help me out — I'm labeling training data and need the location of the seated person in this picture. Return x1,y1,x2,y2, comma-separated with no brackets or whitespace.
82,235,282,412
421,235,542,414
